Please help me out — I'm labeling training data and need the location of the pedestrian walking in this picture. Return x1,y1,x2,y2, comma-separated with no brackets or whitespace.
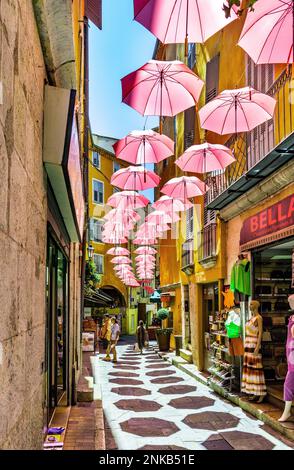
136,320,147,355
100,314,112,361
110,317,120,363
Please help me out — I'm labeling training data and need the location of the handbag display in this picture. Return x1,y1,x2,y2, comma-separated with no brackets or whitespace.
275,360,288,379
256,285,272,295
271,316,286,326
262,330,272,342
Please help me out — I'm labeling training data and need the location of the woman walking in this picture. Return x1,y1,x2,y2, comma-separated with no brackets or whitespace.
136,320,147,355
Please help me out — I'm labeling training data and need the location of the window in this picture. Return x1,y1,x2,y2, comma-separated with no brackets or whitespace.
188,43,196,70
93,254,104,274
205,54,220,103
89,218,103,243
113,187,120,194
93,179,104,204
92,151,100,168
113,161,120,173
186,206,194,240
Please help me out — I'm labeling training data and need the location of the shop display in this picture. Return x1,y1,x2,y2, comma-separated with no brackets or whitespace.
230,254,251,302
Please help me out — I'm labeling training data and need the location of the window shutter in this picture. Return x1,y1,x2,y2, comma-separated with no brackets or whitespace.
184,107,195,150
85,0,102,30
186,207,194,239
205,54,220,103
89,218,94,241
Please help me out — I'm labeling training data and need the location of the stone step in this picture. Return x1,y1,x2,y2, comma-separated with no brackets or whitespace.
179,348,193,364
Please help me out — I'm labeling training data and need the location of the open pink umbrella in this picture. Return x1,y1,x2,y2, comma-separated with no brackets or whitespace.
133,237,157,245
102,235,128,244
107,247,130,256
114,266,133,273
121,60,204,132
113,130,174,166
104,208,141,223
134,247,157,255
199,87,276,135
135,254,156,262
175,142,235,173
146,210,173,224
152,195,193,212
111,166,160,191
134,1,237,50
111,256,132,265
106,191,150,209
161,176,208,199
238,1,294,64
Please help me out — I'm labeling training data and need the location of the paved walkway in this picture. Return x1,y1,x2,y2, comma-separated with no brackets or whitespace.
93,341,292,451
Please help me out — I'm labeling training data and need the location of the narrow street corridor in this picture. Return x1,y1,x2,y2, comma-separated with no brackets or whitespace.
92,340,293,451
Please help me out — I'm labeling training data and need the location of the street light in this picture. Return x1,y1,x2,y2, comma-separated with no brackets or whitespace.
88,244,94,260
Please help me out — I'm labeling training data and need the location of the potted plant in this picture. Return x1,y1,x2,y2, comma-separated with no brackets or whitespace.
155,308,172,351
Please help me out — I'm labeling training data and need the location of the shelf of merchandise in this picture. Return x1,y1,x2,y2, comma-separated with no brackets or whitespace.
256,278,292,282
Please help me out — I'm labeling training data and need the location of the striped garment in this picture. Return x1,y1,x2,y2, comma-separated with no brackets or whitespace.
241,316,267,396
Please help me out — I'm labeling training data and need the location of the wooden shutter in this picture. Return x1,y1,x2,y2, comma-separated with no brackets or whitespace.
206,54,220,103
89,218,94,241
85,0,102,30
186,207,194,240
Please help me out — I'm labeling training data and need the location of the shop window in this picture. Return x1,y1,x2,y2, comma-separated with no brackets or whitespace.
93,254,104,274
93,179,104,204
89,218,103,243
93,151,100,169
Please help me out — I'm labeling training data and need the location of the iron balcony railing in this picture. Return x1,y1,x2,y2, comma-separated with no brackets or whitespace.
198,224,217,262
181,238,194,267
206,67,293,205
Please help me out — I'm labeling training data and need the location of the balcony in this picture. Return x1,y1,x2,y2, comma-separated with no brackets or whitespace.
198,224,217,268
181,239,194,275
206,67,294,211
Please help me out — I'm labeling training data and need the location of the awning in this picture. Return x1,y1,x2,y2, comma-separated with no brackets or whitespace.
84,289,114,307
207,132,294,211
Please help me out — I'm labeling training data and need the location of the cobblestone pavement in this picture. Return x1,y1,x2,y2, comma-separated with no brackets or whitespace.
93,342,292,450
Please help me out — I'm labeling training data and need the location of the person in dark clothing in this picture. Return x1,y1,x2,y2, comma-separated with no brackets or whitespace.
136,320,147,355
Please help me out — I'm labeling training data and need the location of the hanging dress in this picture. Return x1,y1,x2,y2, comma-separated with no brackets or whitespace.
284,315,294,402
241,316,267,397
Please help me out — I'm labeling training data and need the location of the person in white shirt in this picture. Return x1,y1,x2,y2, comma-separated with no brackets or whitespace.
110,317,120,363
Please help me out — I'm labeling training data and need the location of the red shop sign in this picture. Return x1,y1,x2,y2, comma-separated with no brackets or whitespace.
240,194,294,248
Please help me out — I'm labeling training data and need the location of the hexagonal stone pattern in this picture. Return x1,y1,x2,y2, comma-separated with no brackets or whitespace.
150,377,184,385
145,355,160,359
158,385,197,395
113,365,140,370
145,360,165,364
120,357,142,361
139,445,187,450
120,418,179,437
108,372,140,378
109,378,144,386
202,435,234,450
182,412,239,431
114,361,141,366
220,431,275,450
146,369,176,377
111,387,151,396
146,363,172,369
168,396,215,409
114,399,162,412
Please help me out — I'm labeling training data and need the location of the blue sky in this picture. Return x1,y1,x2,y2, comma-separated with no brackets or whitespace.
89,0,159,139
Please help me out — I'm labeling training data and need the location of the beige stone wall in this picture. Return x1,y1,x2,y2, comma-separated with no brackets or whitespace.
0,0,47,449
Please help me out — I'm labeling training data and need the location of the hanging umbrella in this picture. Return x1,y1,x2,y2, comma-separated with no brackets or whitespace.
107,247,130,256
199,87,276,135
110,256,132,265
133,237,158,245
104,208,141,223
111,166,160,190
121,60,204,132
145,210,173,224
106,191,150,209
152,195,193,212
161,176,208,199
134,247,157,255
135,254,156,262
238,1,294,64
113,129,174,166
134,0,237,52
102,235,128,244
175,143,235,173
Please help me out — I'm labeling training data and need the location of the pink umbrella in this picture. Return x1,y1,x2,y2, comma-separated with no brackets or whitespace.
134,247,157,254
161,176,208,199
114,267,133,274
238,1,294,64
146,210,173,224
106,191,150,209
175,143,235,173
121,60,204,132
107,247,130,256
102,235,128,244
135,254,156,262
199,87,276,135
111,166,160,191
134,1,237,49
133,237,158,245
111,256,132,265
113,130,174,166
104,208,141,223
152,195,193,212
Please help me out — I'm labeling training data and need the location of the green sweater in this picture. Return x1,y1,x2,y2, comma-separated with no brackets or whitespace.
230,259,251,296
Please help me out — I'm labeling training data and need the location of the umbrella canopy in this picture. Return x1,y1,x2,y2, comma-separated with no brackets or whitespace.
113,129,174,165
106,247,130,256
133,237,158,245
106,190,150,209
152,195,193,212
134,246,157,255
238,1,294,64
121,60,204,118
145,210,173,224
199,87,276,135
102,235,128,244
134,0,237,45
175,143,235,173
111,166,160,191
110,256,132,265
104,208,141,223
161,176,208,199
135,254,156,262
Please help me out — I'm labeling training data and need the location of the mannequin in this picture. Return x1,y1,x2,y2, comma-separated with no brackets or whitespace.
241,300,267,403
225,307,244,357
278,294,294,422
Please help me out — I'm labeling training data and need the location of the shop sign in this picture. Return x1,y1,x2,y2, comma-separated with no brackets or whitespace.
240,194,294,248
